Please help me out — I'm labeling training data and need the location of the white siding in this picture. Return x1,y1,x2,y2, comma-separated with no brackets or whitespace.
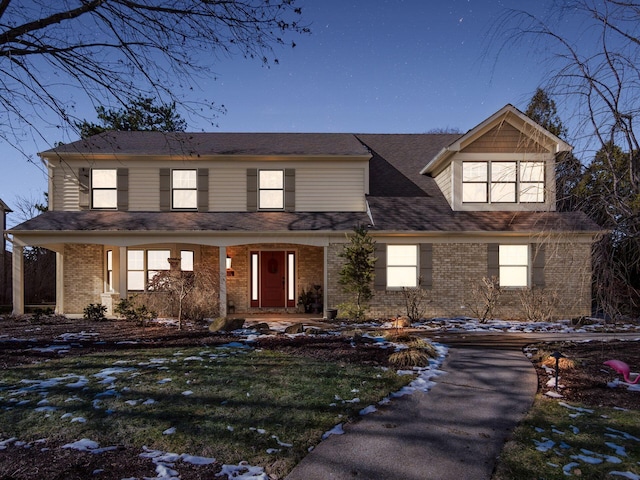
434,164,453,208
50,168,80,212
296,167,365,211
210,167,248,211
129,167,160,211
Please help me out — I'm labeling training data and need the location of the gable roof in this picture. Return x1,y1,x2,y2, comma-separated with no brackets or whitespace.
420,104,573,175
40,131,372,158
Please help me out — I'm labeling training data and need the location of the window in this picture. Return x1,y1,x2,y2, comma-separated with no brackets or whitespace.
180,250,194,272
387,245,418,288
172,170,197,209
127,249,171,291
499,245,529,287
520,162,545,202
491,162,517,203
462,161,545,204
258,170,284,209
462,162,488,202
106,250,114,292
92,169,117,209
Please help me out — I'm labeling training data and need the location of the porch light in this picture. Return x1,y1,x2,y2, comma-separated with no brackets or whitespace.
226,255,234,276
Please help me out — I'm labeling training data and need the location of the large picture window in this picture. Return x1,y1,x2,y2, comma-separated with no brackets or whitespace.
499,245,529,287
387,245,418,288
91,169,117,209
172,170,197,209
127,249,171,291
258,170,284,209
462,161,545,204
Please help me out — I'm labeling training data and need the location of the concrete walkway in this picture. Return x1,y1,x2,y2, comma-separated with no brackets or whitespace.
286,343,538,480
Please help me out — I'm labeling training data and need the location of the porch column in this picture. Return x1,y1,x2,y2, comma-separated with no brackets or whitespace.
323,245,329,315
219,247,227,317
55,251,64,314
118,246,127,299
11,244,23,315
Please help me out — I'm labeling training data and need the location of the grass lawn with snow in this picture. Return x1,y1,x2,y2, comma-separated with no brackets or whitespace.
494,396,640,479
0,343,412,477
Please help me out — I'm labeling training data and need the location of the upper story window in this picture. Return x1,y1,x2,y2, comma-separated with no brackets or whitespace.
259,170,284,210
462,161,545,204
91,169,117,209
172,170,197,209
386,245,418,288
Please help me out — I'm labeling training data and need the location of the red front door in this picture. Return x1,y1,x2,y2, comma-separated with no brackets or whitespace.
260,251,285,307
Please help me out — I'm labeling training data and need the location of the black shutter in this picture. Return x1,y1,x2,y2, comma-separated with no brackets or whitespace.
159,168,170,211
284,169,295,211
487,243,499,283
117,168,129,211
374,243,387,291
420,244,433,289
197,168,209,212
247,169,258,211
532,243,545,287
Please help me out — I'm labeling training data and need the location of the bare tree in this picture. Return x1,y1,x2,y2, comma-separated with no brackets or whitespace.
0,1,308,154
494,1,640,318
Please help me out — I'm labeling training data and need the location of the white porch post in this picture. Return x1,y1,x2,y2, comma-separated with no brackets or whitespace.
119,246,127,299
219,247,227,317
11,244,24,315
55,251,64,314
323,245,329,315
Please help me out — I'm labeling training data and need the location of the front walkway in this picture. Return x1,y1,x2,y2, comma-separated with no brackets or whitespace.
286,343,537,480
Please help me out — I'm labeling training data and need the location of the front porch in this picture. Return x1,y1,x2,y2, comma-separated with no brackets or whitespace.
11,240,329,318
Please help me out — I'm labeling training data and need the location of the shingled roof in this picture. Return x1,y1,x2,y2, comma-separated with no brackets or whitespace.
41,131,371,158
13,131,601,236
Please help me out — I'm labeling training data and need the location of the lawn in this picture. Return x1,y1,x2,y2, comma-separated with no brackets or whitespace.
493,396,640,479
0,340,413,479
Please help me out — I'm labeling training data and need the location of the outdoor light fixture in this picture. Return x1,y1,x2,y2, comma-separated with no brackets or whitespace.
550,351,565,391
226,255,234,276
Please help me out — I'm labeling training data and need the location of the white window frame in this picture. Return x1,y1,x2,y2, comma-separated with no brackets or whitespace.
258,170,284,210
462,161,546,204
386,245,418,288
499,245,529,288
172,169,197,210
91,169,117,209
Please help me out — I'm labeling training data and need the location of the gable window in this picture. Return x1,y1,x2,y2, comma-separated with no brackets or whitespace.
387,245,418,288
91,169,117,209
462,162,488,202
520,162,545,202
172,170,197,209
499,245,529,287
259,170,284,210
462,161,545,204
491,162,517,203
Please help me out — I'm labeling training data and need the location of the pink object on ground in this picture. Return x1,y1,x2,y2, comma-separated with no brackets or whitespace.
604,359,640,384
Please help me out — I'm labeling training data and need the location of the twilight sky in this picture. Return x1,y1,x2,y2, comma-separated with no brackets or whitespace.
2,0,562,224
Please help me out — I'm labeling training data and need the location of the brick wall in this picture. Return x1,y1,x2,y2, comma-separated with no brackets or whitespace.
63,244,103,314
327,240,592,321
226,243,323,313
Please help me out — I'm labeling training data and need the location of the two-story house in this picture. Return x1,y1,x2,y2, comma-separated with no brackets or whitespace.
9,105,601,320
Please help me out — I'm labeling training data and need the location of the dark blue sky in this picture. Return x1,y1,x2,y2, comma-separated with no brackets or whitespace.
3,0,561,217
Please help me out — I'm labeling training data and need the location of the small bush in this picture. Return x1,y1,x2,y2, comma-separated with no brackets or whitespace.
83,303,107,322
114,296,156,326
468,276,501,323
389,349,431,368
518,287,559,322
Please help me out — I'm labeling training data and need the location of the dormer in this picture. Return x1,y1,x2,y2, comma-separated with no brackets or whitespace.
421,105,571,212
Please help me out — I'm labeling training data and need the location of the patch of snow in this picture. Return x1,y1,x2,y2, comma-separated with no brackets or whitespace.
321,423,344,440
215,461,268,480
359,405,377,415
181,454,216,465
182,390,194,396
610,472,640,479
162,427,176,435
